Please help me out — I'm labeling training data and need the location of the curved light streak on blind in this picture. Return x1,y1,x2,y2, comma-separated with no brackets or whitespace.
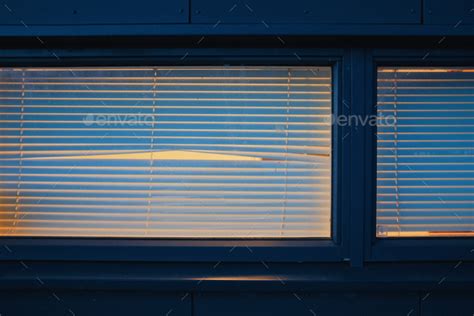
0,66,332,238
377,67,474,237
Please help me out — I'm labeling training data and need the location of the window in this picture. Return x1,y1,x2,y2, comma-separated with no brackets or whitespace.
376,67,474,237
0,66,332,238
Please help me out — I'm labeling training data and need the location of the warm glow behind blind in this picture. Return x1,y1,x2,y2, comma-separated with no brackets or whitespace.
377,67,474,237
0,66,332,238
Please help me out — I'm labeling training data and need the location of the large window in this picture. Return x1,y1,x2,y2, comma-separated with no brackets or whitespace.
377,67,474,237
0,66,332,238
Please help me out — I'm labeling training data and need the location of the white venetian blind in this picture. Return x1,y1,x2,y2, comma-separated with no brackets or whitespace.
0,66,332,238
377,67,474,237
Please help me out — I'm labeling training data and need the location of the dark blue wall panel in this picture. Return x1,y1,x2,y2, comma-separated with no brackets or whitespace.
191,0,421,24
194,292,420,316
424,0,474,24
0,0,189,24
0,291,191,316
4,291,474,316
421,292,474,316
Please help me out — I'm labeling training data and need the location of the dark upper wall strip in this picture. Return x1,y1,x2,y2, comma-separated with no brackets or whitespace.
0,0,473,36
1,24,474,37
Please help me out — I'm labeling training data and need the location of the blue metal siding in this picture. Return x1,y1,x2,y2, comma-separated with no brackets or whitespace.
424,0,474,24
0,290,473,315
422,292,474,316
191,0,421,24
0,0,189,24
0,0,473,36
195,292,420,316
0,291,191,316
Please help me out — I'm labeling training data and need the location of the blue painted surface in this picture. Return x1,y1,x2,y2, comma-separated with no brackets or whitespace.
191,0,421,24
0,0,472,36
1,23,474,37
424,0,474,25
0,0,189,24
195,292,420,316
422,292,474,316
0,291,191,316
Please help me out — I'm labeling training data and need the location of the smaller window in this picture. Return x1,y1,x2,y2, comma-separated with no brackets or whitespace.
376,67,474,237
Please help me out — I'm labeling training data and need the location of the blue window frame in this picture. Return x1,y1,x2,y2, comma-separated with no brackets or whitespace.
0,48,350,263
366,49,474,262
